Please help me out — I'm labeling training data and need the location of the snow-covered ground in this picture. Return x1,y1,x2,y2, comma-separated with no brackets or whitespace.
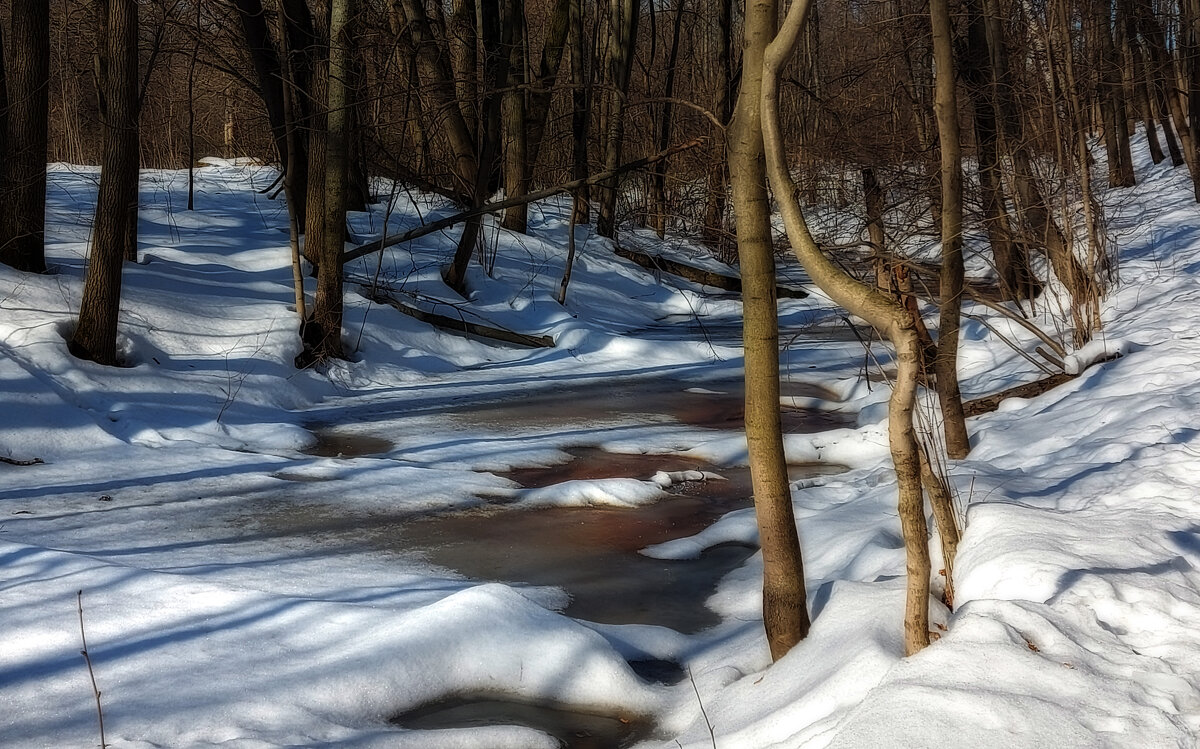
2,139,1198,748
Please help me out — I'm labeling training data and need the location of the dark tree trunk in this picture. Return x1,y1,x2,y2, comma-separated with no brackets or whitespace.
443,0,505,295
1096,0,1135,187
597,0,639,239
71,0,138,365
1118,0,1164,163
569,0,590,224
962,0,1033,302
302,0,351,363
702,0,734,254
0,0,50,273
526,0,571,171
648,0,687,238
501,0,529,233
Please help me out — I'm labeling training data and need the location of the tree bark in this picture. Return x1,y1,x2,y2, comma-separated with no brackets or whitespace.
929,0,970,459
763,0,930,655
648,0,687,238
702,0,734,255
569,0,590,224
501,0,529,233
0,0,50,273
71,0,138,365
596,0,639,238
730,0,810,661
1096,0,1135,187
301,0,351,363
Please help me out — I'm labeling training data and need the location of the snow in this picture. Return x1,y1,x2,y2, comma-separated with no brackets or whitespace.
2,134,1200,747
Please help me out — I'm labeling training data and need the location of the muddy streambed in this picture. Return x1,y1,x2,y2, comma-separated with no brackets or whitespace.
281,378,852,745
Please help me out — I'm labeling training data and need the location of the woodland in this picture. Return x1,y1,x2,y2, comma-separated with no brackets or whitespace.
2,0,1200,746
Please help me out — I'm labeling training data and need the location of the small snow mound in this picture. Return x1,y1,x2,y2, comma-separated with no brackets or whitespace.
517,478,668,507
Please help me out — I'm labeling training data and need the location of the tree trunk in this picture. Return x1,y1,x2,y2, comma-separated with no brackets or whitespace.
929,0,970,459
647,0,686,239
0,0,50,273
1097,0,1135,187
1117,0,1164,163
1141,7,1200,200
449,0,478,134
301,0,351,363
526,0,571,172
501,0,529,233
442,0,504,295
729,0,810,661
596,0,639,239
702,0,734,255
71,0,138,365
962,0,1032,302
763,0,931,656
303,39,328,274
569,0,590,224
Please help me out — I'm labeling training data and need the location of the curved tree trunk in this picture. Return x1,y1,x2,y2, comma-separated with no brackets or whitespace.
762,0,932,655
729,0,810,661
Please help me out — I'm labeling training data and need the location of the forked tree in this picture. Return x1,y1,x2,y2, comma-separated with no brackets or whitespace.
758,0,963,656
729,0,811,661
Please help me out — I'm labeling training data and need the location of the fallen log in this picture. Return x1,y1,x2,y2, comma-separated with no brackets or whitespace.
613,246,808,299
962,372,1076,416
360,287,554,349
342,138,706,266
963,352,1119,417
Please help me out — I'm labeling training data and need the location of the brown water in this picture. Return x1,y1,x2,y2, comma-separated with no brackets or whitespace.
445,377,850,434
393,696,652,748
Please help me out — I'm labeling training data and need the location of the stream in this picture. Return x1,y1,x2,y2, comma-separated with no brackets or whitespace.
280,373,855,746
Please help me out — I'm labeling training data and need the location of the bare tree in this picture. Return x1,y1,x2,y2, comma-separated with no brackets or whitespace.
71,0,139,365
729,0,811,662
0,0,51,273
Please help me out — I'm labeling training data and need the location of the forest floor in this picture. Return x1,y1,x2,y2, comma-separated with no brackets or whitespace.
2,138,1199,748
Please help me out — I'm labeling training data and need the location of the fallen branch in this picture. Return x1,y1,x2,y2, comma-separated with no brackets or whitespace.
342,138,707,266
0,455,44,466
360,287,554,348
963,351,1121,417
614,246,808,298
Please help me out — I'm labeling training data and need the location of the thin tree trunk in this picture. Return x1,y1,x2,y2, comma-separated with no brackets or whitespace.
730,0,810,661
526,0,571,172
1118,0,1164,163
1141,7,1200,200
443,0,504,295
763,0,930,656
71,0,138,365
569,0,590,224
702,0,734,255
1097,0,1136,187
963,0,1031,302
0,0,49,273
597,0,639,239
929,0,970,459
648,0,686,238
501,0,529,233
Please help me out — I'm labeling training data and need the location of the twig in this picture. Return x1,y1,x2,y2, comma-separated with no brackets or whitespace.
688,667,717,749
77,591,106,749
